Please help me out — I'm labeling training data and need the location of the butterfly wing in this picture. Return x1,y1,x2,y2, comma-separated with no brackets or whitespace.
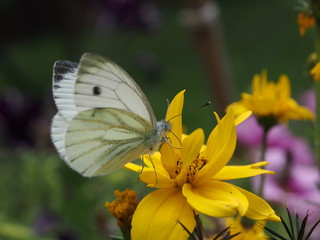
51,60,79,160
51,53,161,176
74,53,157,126
52,60,79,120
64,108,154,176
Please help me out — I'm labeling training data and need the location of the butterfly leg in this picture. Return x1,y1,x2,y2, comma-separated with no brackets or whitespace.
148,154,158,184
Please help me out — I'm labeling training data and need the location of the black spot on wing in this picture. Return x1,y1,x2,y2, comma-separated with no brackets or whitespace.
53,60,79,83
53,84,61,89
93,86,102,96
54,74,64,81
54,60,78,74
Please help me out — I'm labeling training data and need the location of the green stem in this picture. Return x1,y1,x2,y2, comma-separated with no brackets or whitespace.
118,222,131,240
258,127,268,197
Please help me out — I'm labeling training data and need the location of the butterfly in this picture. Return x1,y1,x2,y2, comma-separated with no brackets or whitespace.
51,53,172,177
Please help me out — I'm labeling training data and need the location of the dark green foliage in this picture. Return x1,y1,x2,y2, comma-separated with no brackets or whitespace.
264,208,320,240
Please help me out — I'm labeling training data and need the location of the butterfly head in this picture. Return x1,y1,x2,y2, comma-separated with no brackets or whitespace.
144,120,172,152
157,119,172,134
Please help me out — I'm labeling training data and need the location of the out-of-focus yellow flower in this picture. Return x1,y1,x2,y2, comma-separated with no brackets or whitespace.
310,62,320,81
224,216,267,240
228,71,314,126
125,90,280,240
105,189,138,235
297,12,315,36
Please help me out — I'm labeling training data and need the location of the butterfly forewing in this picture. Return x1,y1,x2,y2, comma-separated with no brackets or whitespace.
52,60,79,120
64,108,155,176
74,53,157,125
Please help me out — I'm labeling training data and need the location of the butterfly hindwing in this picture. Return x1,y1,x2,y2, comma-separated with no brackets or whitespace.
64,108,154,176
51,113,69,161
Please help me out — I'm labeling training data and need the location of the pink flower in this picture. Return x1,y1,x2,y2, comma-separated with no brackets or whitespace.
300,88,315,113
237,116,320,221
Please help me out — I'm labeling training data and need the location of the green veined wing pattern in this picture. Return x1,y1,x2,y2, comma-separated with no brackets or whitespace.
65,108,155,176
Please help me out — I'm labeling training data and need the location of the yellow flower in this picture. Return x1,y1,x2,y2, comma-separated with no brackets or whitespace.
105,189,138,234
228,71,314,125
224,216,267,240
297,12,315,36
125,90,280,240
310,62,320,81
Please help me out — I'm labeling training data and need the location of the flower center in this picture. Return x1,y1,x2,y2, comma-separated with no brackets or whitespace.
186,156,208,182
174,155,208,182
174,156,183,176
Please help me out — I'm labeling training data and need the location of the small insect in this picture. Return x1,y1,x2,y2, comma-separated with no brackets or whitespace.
51,53,171,177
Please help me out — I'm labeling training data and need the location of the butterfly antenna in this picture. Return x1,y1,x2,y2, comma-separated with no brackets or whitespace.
166,101,211,123
163,130,182,149
164,101,211,149
187,101,211,114
166,98,170,108
137,158,145,184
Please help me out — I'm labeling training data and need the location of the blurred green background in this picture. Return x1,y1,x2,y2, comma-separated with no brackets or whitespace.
0,0,315,239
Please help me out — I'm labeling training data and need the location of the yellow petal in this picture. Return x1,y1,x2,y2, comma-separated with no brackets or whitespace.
181,128,204,169
227,71,314,122
278,74,290,99
125,153,175,187
131,188,195,240
124,152,162,173
142,151,162,168
140,169,176,188
166,90,185,150
213,162,274,180
176,129,204,186
124,162,143,173
234,186,280,222
141,153,167,174
182,181,248,217
138,154,176,187
197,110,236,183
209,110,236,170
160,143,178,178
235,111,252,126
310,62,320,81
227,101,248,116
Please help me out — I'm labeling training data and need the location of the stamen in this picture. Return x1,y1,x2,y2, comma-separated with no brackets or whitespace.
174,155,208,182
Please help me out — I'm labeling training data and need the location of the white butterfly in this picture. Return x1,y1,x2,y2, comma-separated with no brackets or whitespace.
51,53,171,177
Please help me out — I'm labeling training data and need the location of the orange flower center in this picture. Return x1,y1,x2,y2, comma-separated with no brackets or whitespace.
105,189,138,226
186,156,208,182
174,155,208,182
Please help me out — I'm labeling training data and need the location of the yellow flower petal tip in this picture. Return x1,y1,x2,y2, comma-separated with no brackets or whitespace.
235,111,252,126
228,71,315,124
267,213,281,222
310,62,320,81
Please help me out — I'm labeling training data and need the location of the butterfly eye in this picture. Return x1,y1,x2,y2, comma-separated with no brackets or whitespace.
93,86,102,96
